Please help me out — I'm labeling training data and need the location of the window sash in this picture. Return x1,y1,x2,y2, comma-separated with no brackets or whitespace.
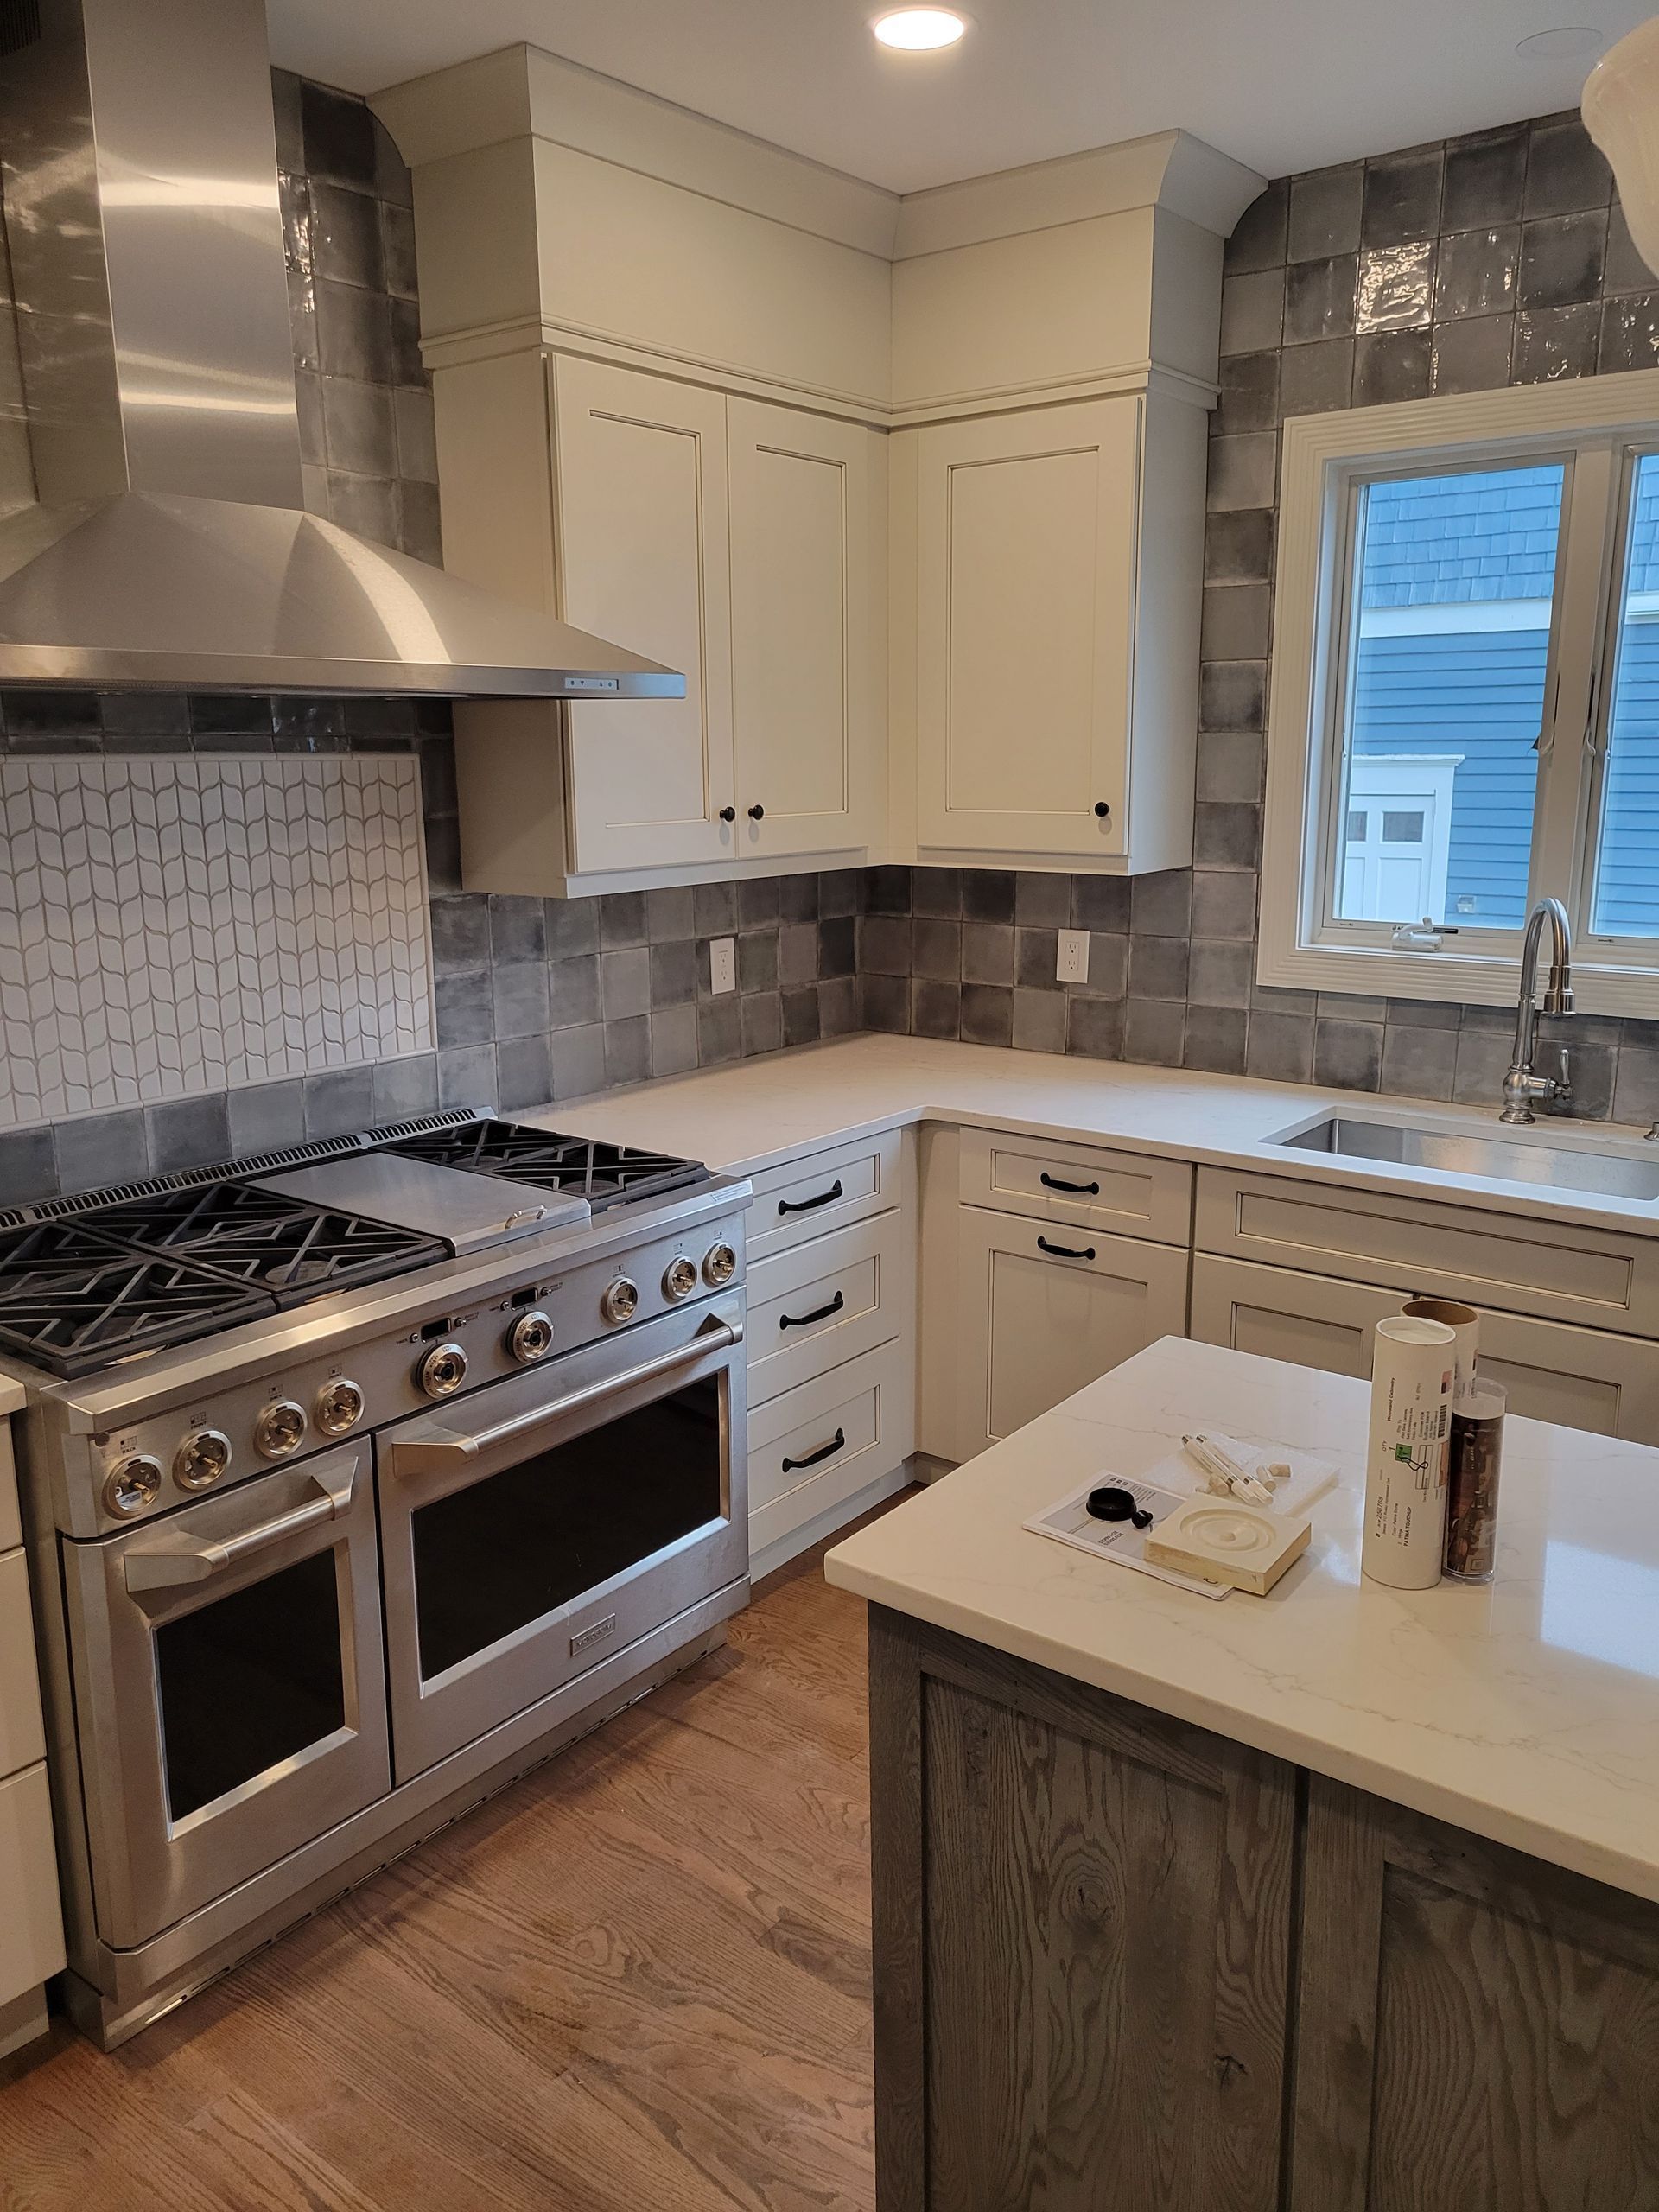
1259,374,1659,1020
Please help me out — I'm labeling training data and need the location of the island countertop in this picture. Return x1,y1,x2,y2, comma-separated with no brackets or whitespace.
826,1335,1659,1904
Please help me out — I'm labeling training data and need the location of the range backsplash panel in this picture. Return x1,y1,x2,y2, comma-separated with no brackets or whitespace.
0,755,432,1125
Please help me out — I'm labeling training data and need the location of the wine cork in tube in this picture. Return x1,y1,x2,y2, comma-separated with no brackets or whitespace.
1363,1314,1455,1591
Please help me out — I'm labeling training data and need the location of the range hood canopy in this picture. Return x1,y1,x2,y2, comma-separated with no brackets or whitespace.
0,0,683,701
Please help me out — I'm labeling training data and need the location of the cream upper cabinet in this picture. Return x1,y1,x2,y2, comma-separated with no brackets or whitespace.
728,399,882,862
552,356,736,874
909,388,1206,874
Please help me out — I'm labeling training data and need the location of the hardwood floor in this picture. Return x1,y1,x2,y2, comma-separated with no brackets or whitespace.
0,1530,888,2212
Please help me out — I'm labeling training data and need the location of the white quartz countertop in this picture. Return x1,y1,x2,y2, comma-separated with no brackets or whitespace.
0,1375,24,1419
536,1033,1659,1237
826,1336,1659,1903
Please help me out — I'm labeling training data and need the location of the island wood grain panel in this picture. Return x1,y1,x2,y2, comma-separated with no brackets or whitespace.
0,1522,897,2212
868,1606,1296,2212
1290,1771,1659,2212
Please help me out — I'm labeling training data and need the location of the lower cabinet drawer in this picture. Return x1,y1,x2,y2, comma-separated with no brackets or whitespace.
0,1761,65,2001
0,1549,45,1779
747,1209,907,1406
747,1130,906,1262
958,1125,1192,1247
956,1205,1191,1462
747,1342,912,1567
1191,1253,1659,1445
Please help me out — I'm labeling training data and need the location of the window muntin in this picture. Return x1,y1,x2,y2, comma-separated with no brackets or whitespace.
1329,461,1566,932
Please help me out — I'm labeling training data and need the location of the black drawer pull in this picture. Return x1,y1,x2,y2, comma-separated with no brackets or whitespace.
781,1427,846,1474
1037,1236,1096,1261
780,1290,844,1331
1039,1171,1100,1196
778,1179,843,1217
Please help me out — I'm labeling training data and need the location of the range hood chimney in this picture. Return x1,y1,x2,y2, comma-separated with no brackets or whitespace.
0,0,683,699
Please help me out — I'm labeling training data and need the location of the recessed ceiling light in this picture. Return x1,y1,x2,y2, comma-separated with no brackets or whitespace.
872,8,969,52
1516,26,1605,60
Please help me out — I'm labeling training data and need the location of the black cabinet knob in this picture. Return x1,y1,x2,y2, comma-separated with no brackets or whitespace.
748,804,766,821
718,806,736,823
1094,801,1111,819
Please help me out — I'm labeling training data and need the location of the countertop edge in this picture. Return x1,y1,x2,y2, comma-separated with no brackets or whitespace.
823,1546,1659,1909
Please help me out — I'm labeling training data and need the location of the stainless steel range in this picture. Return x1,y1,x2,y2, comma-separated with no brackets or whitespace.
5,1110,751,2048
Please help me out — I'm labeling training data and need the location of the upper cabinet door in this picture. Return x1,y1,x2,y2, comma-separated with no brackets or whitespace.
915,397,1139,859
728,399,881,862
551,356,734,874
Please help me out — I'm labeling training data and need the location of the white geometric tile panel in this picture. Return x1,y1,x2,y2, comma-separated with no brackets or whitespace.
0,755,434,1126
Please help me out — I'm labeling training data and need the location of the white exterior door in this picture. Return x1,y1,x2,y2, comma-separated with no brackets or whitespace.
552,356,734,872
1339,753,1462,923
914,397,1139,859
728,399,881,862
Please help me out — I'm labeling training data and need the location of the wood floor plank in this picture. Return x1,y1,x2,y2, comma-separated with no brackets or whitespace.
0,1519,892,2212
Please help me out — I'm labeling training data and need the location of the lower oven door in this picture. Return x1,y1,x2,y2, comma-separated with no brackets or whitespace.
377,1295,747,1784
59,1444,389,1951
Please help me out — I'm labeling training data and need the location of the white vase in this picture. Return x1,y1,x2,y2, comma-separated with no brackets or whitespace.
1584,16,1659,282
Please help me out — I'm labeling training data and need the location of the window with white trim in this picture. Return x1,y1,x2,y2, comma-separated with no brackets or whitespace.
1260,373,1659,1018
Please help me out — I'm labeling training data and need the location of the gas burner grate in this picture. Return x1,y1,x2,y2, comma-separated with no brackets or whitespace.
377,1121,709,1213
92,1180,450,1306
0,1220,274,1378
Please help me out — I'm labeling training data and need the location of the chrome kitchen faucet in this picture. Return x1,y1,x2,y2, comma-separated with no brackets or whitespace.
1500,898,1574,1127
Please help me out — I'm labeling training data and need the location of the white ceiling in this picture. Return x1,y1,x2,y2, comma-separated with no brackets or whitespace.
263,1,1649,198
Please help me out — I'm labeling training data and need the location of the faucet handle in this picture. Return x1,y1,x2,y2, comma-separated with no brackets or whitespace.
1552,1046,1573,1112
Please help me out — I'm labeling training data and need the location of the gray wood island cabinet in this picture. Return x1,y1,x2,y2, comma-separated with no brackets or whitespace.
830,1339,1659,2212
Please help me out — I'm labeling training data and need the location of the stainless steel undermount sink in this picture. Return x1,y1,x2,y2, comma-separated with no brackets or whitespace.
1269,1115,1659,1202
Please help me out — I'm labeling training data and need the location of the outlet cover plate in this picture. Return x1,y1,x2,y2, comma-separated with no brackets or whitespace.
710,936,736,995
1057,928,1090,985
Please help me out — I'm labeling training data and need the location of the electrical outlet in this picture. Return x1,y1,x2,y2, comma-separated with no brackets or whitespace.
1056,928,1090,985
710,936,737,995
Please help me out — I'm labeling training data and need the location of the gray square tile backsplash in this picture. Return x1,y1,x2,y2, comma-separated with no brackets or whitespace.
2,93,1656,1220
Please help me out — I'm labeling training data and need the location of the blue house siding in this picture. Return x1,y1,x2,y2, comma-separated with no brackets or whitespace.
1352,628,1659,934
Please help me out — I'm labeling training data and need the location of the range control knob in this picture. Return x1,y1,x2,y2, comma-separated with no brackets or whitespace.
509,1310,555,1363
702,1242,738,1288
105,1454,163,1517
419,1342,468,1398
315,1378,365,1436
254,1401,308,1459
174,1428,232,1491
662,1256,698,1302
601,1276,639,1325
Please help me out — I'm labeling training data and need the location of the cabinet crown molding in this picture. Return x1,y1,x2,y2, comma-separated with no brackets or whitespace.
375,45,1262,267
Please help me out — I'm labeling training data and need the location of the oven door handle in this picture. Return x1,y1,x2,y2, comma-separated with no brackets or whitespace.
391,1319,745,1477
122,1458,359,1593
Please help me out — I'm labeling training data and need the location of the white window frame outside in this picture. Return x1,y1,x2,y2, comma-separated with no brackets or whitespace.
1259,366,1659,1018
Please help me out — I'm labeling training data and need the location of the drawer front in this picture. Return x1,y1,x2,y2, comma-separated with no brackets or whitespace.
957,1206,1191,1460
1195,1166,1659,1338
0,1761,65,1999
959,1126,1192,1246
747,1211,906,1406
1191,1254,1659,1445
747,1130,906,1262
747,1342,913,1560
0,1423,18,1554
0,1549,45,1779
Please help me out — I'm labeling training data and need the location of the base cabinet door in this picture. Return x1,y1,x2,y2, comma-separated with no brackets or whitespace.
1191,1254,1659,1444
552,355,734,873
956,1205,1189,1461
1291,1774,1659,2211
869,1607,1295,2212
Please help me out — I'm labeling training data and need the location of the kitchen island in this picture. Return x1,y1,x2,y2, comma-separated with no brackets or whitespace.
827,1337,1659,2210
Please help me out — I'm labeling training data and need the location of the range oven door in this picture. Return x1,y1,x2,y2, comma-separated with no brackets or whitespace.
60,1444,389,1951
377,1296,747,1784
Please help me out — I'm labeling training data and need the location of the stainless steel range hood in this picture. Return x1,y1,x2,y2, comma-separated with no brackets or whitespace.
0,0,684,701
